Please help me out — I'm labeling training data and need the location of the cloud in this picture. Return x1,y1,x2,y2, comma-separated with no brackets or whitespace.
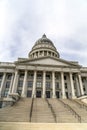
0,0,87,66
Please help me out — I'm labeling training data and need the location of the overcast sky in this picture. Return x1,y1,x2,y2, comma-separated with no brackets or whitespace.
0,0,87,66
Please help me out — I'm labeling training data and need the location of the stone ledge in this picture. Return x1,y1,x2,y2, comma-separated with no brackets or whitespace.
0,122,87,130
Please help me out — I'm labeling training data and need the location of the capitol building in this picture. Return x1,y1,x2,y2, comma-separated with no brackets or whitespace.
0,34,87,100
0,35,87,124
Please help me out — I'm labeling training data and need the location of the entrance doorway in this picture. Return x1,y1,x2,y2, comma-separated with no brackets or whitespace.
27,90,32,97
66,92,69,98
46,91,50,98
56,91,60,98
36,90,41,98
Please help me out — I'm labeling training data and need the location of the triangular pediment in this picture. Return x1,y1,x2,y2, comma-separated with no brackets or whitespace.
16,57,80,67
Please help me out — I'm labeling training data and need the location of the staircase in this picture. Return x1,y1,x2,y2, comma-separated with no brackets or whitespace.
0,98,32,122
0,98,87,123
47,99,78,123
61,99,87,122
31,98,55,123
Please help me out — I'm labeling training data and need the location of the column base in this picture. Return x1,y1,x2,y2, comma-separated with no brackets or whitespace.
32,94,36,98
71,96,76,99
21,94,27,98
62,96,66,99
52,95,56,98
42,94,46,98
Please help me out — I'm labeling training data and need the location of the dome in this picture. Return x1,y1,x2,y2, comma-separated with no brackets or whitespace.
29,34,60,59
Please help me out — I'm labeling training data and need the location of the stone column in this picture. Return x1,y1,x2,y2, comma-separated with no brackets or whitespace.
52,71,56,98
0,72,6,97
42,71,46,98
75,75,81,97
84,78,87,94
12,70,19,93
8,74,14,95
78,73,84,96
70,72,76,99
21,70,28,97
32,71,37,98
61,72,66,99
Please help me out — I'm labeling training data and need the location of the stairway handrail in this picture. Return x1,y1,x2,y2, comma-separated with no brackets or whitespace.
29,96,34,122
71,99,87,111
59,99,81,123
45,98,57,123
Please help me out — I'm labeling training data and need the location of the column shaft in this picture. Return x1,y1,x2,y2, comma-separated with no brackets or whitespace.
0,73,6,97
61,72,66,99
8,74,14,95
70,73,76,99
75,76,81,97
12,70,18,93
42,71,46,98
32,71,37,98
21,70,27,97
78,74,84,96
52,71,56,98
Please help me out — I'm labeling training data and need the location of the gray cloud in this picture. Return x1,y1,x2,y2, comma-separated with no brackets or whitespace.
0,0,87,66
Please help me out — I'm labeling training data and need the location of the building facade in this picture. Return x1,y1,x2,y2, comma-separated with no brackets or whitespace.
0,34,87,100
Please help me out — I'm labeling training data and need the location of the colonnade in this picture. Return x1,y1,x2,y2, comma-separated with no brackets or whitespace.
0,70,85,99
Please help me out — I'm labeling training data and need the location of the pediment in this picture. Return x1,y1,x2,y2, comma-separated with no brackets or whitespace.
16,57,80,67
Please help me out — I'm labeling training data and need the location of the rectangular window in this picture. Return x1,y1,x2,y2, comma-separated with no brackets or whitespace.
7,74,12,80
55,73,59,80
46,82,51,89
28,73,34,79
46,74,51,80
27,81,33,88
0,74,3,79
65,83,67,89
20,73,24,78
6,81,10,88
36,82,42,88
27,90,32,97
18,80,23,87
64,76,67,80
55,82,59,89
4,90,9,97
37,74,42,79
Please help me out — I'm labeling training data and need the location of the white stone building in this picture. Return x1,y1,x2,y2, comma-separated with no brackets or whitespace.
0,34,87,103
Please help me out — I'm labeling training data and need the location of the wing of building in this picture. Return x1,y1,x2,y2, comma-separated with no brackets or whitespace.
0,34,87,123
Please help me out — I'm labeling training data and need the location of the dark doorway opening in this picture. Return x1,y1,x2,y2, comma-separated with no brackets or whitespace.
56,91,60,98
46,91,50,98
27,90,32,97
66,92,69,98
36,90,41,98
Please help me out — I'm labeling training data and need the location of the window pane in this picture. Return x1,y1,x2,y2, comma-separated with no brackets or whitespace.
55,82,59,89
27,81,33,88
7,74,12,80
28,73,34,79
18,80,23,87
37,74,42,79
46,82,51,89
4,90,9,97
36,82,42,88
46,74,51,80
6,81,10,88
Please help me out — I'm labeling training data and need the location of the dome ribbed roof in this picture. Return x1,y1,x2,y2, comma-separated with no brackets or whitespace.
32,34,56,51
29,34,60,59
